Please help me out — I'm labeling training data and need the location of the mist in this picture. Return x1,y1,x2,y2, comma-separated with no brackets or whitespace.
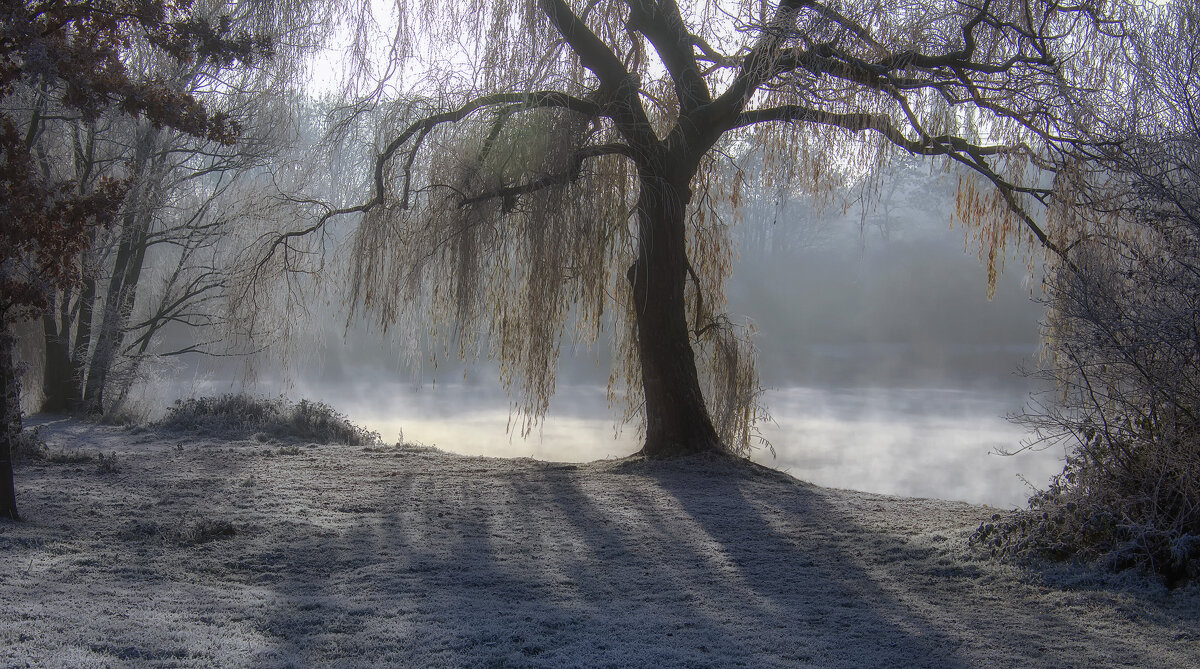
152,165,1061,509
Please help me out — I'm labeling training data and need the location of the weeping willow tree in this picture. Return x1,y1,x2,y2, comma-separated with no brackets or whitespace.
257,0,1127,459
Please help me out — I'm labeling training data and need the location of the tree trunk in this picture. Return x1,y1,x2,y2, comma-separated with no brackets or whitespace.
83,128,160,414
69,275,96,396
42,121,102,414
40,296,82,412
630,174,722,458
83,213,149,414
0,317,20,521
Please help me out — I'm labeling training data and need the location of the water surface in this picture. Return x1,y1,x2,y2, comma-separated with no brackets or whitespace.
264,377,1061,509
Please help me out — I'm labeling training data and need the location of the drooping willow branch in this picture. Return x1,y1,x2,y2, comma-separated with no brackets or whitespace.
685,258,721,340
731,103,1072,263
251,90,607,277
373,91,605,209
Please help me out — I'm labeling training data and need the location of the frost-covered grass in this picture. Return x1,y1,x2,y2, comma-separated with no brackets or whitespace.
1,416,1197,668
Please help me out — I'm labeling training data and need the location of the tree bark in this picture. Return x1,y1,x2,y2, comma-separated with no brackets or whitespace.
1,318,21,520
69,276,96,397
83,210,152,413
83,236,133,413
630,172,722,458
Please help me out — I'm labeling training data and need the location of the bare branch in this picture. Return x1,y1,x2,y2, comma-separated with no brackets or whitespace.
253,91,605,275
733,103,1071,262
539,0,658,147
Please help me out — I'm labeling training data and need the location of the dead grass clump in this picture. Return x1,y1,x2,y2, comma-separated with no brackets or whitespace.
44,449,94,464
96,451,119,473
118,519,238,545
178,519,237,545
10,427,47,462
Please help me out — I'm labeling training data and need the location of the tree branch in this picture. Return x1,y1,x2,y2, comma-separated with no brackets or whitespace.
704,0,807,126
734,104,1073,263
626,0,711,113
374,91,604,210
538,0,632,89
539,0,657,148
455,142,636,207
734,105,1006,156
251,91,605,280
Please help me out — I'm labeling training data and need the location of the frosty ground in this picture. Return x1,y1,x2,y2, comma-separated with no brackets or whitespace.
1,418,1197,668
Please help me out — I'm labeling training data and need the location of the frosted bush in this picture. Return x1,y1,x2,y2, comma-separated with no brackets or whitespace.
157,394,382,446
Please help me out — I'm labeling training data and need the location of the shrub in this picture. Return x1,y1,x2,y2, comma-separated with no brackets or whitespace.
980,232,1200,585
44,449,94,464
973,427,1200,586
978,3,1200,586
978,220,1200,586
157,394,382,446
978,68,1200,588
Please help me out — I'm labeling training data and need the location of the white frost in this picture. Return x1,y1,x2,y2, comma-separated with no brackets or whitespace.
1,418,1196,668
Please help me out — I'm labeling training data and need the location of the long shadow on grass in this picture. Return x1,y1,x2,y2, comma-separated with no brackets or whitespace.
247,454,976,667
595,457,972,668
245,460,599,666
643,456,1191,669
239,446,1195,668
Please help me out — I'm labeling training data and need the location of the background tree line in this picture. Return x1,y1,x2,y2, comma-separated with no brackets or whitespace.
31,38,297,416
0,0,320,519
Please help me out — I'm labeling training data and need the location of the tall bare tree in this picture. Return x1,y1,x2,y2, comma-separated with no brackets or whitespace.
37,69,300,416
17,0,323,417
256,0,1128,458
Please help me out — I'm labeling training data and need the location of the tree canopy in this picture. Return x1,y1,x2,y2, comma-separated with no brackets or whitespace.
254,0,1131,458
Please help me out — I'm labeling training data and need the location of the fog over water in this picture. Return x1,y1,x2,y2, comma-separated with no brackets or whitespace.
171,171,1064,508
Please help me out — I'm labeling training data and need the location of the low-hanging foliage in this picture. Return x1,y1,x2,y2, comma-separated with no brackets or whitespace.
245,0,1131,459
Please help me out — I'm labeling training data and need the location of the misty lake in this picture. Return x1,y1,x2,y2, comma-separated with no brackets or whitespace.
358,383,1059,509
157,187,1064,510
172,374,1062,509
